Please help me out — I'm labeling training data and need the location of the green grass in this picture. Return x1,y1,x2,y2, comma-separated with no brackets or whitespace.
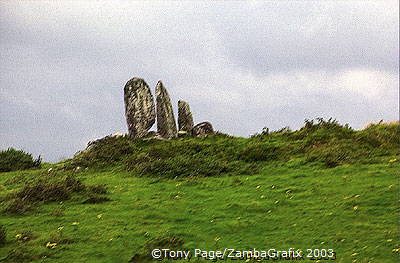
0,120,399,262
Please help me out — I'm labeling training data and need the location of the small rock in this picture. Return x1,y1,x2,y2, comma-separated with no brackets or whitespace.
111,132,124,138
192,122,214,137
177,130,189,137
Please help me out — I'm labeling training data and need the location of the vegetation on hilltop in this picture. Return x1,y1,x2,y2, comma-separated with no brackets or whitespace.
68,118,399,173
0,148,41,172
0,118,398,262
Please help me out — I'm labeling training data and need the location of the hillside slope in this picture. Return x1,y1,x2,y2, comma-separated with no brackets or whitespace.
0,120,399,262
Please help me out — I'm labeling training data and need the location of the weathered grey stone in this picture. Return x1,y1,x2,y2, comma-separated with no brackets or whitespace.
192,122,214,137
124,78,156,139
156,81,177,139
177,130,189,137
178,100,194,132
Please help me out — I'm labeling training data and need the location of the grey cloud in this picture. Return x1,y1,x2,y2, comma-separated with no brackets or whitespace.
0,1,398,162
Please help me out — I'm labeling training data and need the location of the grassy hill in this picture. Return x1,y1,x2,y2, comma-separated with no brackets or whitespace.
0,119,399,262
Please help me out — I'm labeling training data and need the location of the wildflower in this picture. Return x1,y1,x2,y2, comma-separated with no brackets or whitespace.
57,226,64,231
260,195,265,199
256,185,261,189
15,234,22,239
97,214,102,219
214,237,221,242
353,206,358,211
388,158,397,163
46,242,57,249
392,248,400,252
71,222,80,225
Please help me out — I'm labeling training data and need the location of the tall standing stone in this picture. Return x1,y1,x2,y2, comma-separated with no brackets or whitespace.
124,77,156,139
178,100,194,132
156,81,177,139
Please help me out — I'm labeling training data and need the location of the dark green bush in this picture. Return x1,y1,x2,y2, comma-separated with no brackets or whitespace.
67,119,399,175
0,148,41,172
3,176,109,214
124,136,258,178
82,195,110,204
15,182,71,202
128,154,238,178
292,118,354,144
356,122,400,150
237,143,288,162
3,199,33,215
87,184,107,194
70,135,135,168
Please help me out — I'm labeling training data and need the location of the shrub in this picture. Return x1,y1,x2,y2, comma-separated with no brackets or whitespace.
0,225,6,246
3,199,33,215
357,122,400,150
129,154,236,178
237,143,288,162
292,118,354,145
305,139,368,168
69,135,135,168
124,137,258,178
82,195,110,204
15,182,71,202
87,184,107,194
0,148,41,172
3,176,109,214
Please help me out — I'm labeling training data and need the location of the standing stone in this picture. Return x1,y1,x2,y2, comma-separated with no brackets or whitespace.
124,77,156,139
192,122,214,137
156,81,177,139
178,100,194,132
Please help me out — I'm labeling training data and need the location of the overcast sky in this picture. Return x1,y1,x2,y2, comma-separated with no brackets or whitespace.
0,1,399,162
